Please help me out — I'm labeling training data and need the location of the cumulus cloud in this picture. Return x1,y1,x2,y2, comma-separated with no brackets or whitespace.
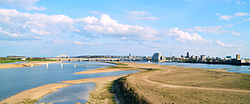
0,9,159,41
216,40,242,48
217,12,250,21
185,25,240,36
80,14,159,40
219,15,234,20
234,12,250,16
165,27,207,44
128,11,158,20
0,0,46,10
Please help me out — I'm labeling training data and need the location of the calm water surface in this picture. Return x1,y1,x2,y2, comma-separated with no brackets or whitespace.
0,62,138,101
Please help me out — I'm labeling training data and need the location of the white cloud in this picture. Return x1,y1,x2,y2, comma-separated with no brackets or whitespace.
217,12,250,21
0,9,159,41
185,25,240,36
216,40,242,48
244,18,250,21
128,11,158,20
219,15,234,20
185,26,225,34
234,12,250,16
0,0,46,10
231,31,240,36
73,41,101,45
81,14,159,40
166,27,207,44
0,27,19,37
133,17,158,20
128,11,148,15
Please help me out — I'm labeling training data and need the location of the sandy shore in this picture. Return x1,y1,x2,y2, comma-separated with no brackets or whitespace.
0,61,60,69
62,75,127,84
0,83,71,104
74,67,125,74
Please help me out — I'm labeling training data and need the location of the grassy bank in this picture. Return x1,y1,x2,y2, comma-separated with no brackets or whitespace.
112,63,250,104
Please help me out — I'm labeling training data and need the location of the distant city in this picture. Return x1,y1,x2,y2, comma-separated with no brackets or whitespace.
2,52,250,65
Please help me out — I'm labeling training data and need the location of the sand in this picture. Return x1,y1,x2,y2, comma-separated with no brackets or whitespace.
74,67,124,74
0,61,60,69
62,75,127,84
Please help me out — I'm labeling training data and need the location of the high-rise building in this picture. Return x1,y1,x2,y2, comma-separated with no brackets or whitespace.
186,52,190,58
195,56,199,61
226,56,232,59
152,53,162,62
200,55,206,61
236,54,240,60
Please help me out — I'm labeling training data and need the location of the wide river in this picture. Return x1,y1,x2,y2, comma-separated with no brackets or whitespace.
158,62,250,73
0,61,138,103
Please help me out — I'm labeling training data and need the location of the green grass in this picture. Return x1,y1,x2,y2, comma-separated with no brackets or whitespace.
19,98,37,104
0,60,20,63
115,63,128,66
86,81,116,104
0,60,57,63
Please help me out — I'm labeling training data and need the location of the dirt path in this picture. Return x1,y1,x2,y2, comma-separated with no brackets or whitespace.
142,70,250,93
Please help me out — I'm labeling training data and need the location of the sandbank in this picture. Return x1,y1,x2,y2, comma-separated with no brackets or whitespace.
0,61,60,69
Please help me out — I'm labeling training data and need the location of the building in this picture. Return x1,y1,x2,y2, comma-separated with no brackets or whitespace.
186,52,190,58
236,54,240,60
200,55,206,62
152,53,162,62
226,56,232,59
195,56,199,62
231,54,242,64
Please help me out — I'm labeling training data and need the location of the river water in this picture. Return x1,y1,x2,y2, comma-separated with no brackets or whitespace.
0,62,138,103
154,62,250,73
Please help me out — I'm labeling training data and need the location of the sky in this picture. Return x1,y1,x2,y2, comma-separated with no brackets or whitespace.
0,0,249,58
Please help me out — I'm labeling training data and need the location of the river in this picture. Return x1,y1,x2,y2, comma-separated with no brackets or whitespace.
0,61,138,103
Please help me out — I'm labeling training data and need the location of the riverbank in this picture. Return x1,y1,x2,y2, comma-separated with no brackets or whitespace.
0,61,60,69
2,62,250,104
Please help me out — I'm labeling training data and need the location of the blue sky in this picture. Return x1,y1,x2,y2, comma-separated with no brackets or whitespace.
0,0,249,58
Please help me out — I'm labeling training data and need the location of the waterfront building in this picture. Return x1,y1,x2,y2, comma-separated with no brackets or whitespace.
195,56,199,62
226,56,232,59
152,53,162,62
200,55,206,62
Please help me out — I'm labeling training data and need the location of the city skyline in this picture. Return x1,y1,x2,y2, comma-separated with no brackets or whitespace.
0,0,250,58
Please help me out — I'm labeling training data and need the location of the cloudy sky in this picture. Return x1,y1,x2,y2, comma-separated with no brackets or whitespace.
0,0,249,58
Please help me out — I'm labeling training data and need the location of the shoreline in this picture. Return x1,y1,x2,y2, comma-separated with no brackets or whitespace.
0,61,61,69
0,62,134,104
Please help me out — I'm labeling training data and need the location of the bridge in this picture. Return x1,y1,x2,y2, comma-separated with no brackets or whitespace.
50,57,122,62
27,62,111,69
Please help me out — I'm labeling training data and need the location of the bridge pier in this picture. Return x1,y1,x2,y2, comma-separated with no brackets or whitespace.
61,63,63,69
